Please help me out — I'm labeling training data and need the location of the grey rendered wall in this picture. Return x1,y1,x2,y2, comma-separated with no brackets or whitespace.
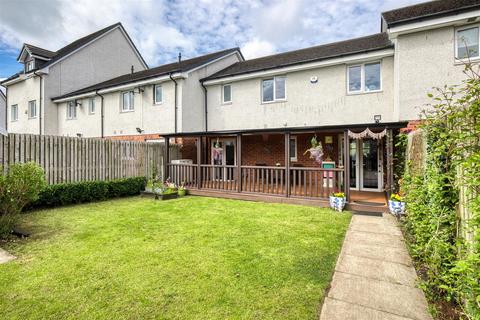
46,27,146,135
206,56,394,131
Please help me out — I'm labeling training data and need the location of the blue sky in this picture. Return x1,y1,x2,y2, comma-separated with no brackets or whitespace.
0,0,422,79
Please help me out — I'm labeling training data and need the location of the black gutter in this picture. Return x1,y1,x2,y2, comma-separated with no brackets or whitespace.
159,121,409,138
201,81,208,132
95,90,105,138
169,73,178,133
34,70,43,135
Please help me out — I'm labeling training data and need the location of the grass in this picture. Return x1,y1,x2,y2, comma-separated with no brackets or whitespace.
0,196,351,320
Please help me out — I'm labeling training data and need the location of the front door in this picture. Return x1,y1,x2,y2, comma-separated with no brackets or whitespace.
348,138,383,191
211,138,236,180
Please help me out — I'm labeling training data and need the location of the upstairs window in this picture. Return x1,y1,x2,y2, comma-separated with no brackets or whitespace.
222,84,232,104
88,98,95,114
25,60,35,72
122,91,134,111
28,100,37,118
67,101,77,119
456,26,479,59
154,84,162,104
11,104,18,121
347,62,381,94
262,76,286,103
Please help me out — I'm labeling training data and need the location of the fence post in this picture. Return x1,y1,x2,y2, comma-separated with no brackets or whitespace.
236,134,242,193
343,130,351,203
164,137,170,182
196,136,202,189
285,132,290,197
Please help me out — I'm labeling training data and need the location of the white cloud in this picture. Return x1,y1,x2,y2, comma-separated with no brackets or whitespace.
0,0,422,68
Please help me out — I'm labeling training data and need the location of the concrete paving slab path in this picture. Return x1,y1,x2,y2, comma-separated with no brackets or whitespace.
320,213,432,320
0,247,16,264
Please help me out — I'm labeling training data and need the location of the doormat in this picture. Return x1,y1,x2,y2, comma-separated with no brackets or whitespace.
352,211,383,217
354,200,386,206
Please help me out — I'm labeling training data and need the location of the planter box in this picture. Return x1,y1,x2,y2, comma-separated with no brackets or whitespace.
388,200,405,216
156,192,178,200
329,196,346,212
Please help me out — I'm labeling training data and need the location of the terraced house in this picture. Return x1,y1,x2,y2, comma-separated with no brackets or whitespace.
3,0,479,211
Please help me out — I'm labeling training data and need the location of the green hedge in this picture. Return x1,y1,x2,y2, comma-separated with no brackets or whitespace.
32,177,147,208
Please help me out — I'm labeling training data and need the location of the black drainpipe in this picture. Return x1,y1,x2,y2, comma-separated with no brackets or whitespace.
201,81,208,132
34,70,43,135
95,90,105,138
169,73,178,133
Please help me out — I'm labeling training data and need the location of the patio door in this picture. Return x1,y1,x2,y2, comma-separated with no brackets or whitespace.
211,138,236,180
348,138,383,191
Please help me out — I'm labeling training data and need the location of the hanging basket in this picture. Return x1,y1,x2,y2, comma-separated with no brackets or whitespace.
304,135,324,164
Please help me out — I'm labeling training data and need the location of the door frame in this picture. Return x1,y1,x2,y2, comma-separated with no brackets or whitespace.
211,138,236,181
349,138,383,192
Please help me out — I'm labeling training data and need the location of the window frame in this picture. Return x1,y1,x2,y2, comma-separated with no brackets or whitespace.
67,101,77,120
455,25,480,61
10,104,18,122
25,60,35,72
88,97,96,114
290,136,298,162
28,100,37,119
222,84,232,104
121,91,135,112
346,61,382,94
154,84,163,105
261,76,287,103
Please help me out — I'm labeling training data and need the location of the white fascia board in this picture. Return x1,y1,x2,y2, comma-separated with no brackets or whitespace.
388,9,480,39
203,49,394,85
52,73,183,103
31,54,51,61
1,73,33,86
185,51,242,74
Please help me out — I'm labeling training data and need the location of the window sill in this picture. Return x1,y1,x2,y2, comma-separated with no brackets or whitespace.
28,117,37,120
347,90,382,96
89,113,95,115
153,102,163,106
120,109,135,113
10,120,18,122
454,57,480,65
221,101,232,106
66,118,77,121
261,99,287,105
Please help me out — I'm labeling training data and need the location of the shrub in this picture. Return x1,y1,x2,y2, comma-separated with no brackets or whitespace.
0,162,46,238
33,177,147,208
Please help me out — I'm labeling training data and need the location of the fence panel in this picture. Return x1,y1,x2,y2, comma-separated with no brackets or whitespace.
0,134,180,184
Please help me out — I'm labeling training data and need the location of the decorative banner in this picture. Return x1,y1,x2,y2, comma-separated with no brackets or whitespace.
348,128,387,140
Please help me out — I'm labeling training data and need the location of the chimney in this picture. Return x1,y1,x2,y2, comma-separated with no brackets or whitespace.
131,65,134,74
178,52,182,63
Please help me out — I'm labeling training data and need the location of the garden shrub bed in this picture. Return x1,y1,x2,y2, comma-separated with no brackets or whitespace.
31,177,146,208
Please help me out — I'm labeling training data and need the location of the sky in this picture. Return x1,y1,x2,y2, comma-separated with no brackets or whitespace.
0,0,422,79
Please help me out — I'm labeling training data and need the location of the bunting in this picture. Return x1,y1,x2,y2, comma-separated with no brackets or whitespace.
348,128,387,140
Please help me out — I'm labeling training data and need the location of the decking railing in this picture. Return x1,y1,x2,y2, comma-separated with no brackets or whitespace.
168,163,345,199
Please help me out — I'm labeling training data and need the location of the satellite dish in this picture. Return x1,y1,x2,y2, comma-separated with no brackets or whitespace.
310,76,318,84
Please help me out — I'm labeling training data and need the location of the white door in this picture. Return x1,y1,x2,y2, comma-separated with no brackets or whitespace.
348,139,383,192
211,138,236,180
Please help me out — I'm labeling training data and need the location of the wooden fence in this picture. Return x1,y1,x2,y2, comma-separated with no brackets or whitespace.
0,133,181,184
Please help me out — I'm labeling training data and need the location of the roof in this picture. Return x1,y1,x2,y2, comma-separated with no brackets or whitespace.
51,47,241,100
3,22,147,85
204,33,392,81
382,0,480,27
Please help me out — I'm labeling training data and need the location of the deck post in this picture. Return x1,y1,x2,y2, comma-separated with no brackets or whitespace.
386,128,394,196
285,132,291,197
236,134,242,192
343,130,351,203
164,136,170,182
196,136,202,189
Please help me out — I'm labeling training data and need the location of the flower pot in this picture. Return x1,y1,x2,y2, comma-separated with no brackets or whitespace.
329,196,346,212
388,200,405,216
178,189,186,197
154,191,178,200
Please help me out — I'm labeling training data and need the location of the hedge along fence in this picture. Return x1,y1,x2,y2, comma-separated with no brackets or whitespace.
0,134,181,185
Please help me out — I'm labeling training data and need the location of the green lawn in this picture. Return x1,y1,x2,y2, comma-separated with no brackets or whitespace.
0,196,350,320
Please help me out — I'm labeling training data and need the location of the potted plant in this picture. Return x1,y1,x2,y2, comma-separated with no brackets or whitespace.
329,192,346,212
178,182,187,197
153,178,178,200
388,193,406,216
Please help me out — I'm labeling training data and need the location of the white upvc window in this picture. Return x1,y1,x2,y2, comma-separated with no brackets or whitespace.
347,62,381,94
122,91,134,111
26,60,35,72
67,101,77,119
11,104,18,121
262,76,286,103
290,136,297,162
88,98,95,114
222,84,232,104
154,84,162,104
28,100,37,118
456,25,480,60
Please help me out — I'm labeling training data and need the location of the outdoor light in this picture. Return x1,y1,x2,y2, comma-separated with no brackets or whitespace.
136,87,144,94
374,115,382,123
136,127,144,134
76,133,83,138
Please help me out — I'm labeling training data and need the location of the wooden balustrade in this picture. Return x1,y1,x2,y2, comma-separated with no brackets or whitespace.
167,163,344,199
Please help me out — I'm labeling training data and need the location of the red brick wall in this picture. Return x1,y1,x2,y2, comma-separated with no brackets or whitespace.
400,120,422,133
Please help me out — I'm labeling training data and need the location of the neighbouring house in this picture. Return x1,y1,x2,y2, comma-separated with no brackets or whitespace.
50,48,243,139
160,0,480,211
0,87,6,135
0,22,147,136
